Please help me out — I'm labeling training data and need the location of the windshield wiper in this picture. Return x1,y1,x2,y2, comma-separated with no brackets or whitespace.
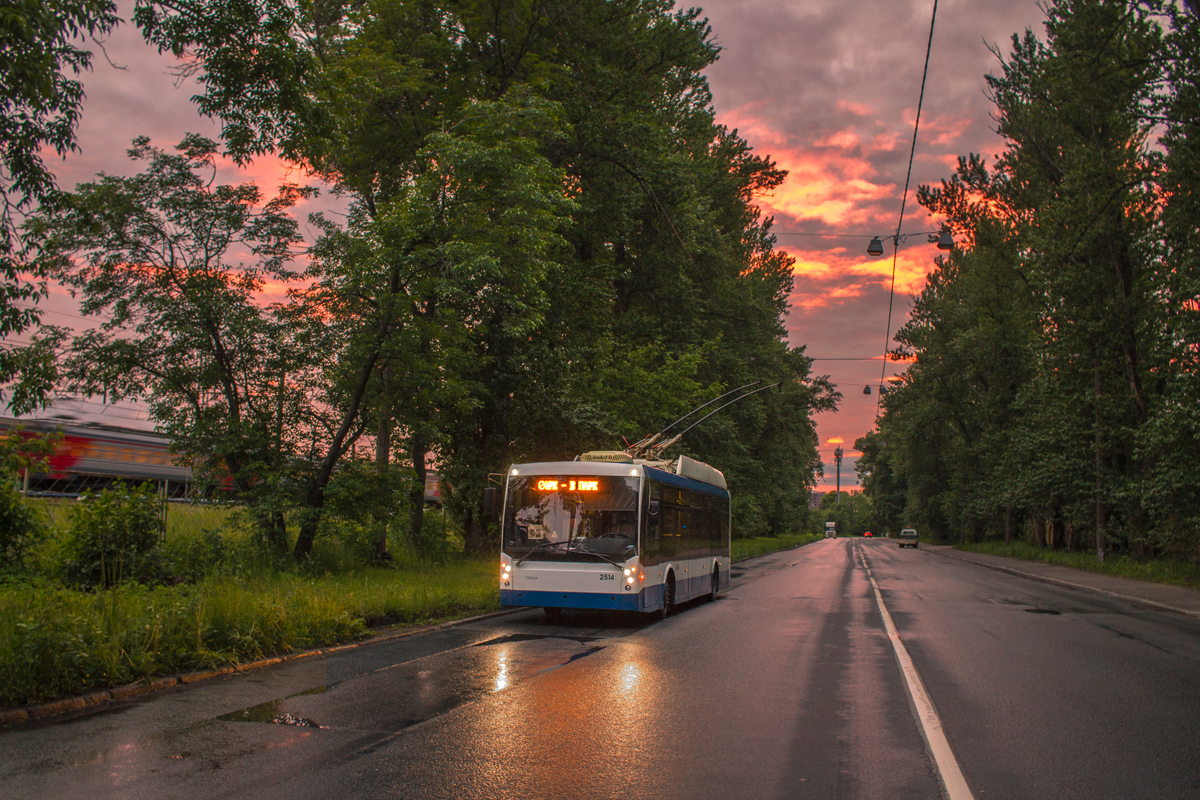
515,540,570,565
567,540,625,568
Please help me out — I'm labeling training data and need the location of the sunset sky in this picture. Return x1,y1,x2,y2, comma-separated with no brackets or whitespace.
29,0,1047,490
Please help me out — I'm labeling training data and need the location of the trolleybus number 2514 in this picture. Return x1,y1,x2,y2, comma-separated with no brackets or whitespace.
494,451,731,618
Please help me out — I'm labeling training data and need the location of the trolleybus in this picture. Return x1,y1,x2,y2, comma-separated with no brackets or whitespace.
498,451,731,618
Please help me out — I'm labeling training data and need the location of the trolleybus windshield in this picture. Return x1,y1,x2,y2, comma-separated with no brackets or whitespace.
503,475,639,559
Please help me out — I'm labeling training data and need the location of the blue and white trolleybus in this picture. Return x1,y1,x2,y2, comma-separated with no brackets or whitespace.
499,451,731,618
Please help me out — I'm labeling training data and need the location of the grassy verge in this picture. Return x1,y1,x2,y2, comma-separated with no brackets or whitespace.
956,541,1200,592
733,533,822,562
3,533,823,710
0,559,499,709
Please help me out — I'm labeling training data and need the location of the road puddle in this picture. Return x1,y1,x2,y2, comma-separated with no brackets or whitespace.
218,686,328,727
216,633,605,734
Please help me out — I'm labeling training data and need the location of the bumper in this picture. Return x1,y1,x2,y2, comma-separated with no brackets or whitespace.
501,587,646,612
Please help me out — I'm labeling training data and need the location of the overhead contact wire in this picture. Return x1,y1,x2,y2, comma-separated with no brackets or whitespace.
877,0,940,416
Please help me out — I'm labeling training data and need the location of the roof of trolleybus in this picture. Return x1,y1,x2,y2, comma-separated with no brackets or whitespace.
505,457,729,497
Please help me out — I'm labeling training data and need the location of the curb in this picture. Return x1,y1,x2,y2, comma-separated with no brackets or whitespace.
0,606,521,728
931,548,1200,619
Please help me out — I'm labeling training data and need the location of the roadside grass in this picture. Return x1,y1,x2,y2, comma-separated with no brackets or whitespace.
956,540,1200,592
0,559,498,709
32,496,236,538
733,533,822,562
2,525,820,710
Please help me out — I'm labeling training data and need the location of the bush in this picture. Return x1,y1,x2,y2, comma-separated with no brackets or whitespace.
64,482,164,588
405,508,464,563
0,478,43,574
162,527,227,583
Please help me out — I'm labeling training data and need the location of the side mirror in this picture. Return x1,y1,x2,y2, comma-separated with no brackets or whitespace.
483,487,498,513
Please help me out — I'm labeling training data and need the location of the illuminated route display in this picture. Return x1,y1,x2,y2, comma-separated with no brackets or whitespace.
534,478,601,492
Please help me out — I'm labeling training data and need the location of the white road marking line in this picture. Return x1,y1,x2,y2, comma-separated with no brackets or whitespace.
859,546,975,800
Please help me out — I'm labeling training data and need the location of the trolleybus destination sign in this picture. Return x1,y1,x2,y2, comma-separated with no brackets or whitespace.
533,479,601,492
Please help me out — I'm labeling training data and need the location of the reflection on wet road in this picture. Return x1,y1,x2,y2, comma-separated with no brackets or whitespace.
217,631,607,733
4,541,1200,800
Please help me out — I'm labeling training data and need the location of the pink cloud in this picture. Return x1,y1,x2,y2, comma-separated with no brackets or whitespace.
921,114,974,147
835,99,873,117
718,107,934,228
813,129,861,150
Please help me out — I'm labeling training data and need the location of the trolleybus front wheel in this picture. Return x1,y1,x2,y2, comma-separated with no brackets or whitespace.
709,568,719,602
658,574,675,620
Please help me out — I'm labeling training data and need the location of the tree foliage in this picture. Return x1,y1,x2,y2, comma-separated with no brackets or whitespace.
122,0,837,556
21,0,836,560
1,0,119,406
26,135,315,550
859,0,1200,560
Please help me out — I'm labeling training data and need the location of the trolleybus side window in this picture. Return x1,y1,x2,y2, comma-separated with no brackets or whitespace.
662,504,679,557
638,475,731,564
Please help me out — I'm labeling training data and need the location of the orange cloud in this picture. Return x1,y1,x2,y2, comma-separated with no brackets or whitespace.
768,159,894,227
720,106,973,233
813,129,861,150
720,105,897,227
871,131,903,152
780,243,943,309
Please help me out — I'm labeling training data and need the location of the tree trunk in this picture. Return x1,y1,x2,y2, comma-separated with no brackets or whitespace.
464,507,489,554
227,453,288,553
294,487,326,559
258,507,288,553
293,350,380,560
374,366,394,562
409,430,427,551
1094,358,1107,562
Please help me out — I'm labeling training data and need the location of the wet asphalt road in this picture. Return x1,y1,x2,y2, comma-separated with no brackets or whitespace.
2,539,1199,799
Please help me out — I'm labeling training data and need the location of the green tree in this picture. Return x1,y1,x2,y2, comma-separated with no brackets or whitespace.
817,490,873,536
855,429,907,536
1136,1,1200,547
862,0,1200,558
294,91,575,558
132,0,837,554
0,426,60,572
26,135,314,550
1,0,119,406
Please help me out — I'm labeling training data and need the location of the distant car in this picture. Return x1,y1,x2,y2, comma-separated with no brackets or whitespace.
863,531,873,538
898,528,919,548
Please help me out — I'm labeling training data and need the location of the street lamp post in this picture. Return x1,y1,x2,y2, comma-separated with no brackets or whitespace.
834,446,843,505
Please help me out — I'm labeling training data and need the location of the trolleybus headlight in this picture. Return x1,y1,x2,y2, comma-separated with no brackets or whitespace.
626,576,634,585
623,568,632,577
